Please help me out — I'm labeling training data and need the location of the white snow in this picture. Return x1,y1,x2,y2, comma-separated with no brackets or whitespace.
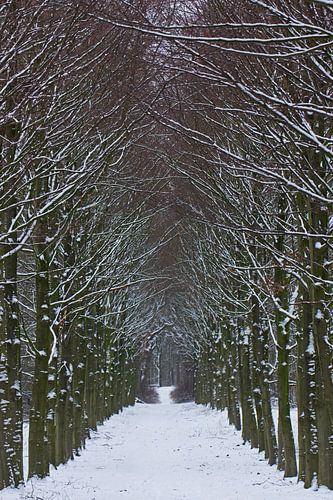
0,387,330,500
307,332,316,355
158,385,174,404
47,391,56,400
10,381,20,392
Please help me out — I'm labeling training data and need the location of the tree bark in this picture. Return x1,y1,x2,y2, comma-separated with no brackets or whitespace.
28,175,51,479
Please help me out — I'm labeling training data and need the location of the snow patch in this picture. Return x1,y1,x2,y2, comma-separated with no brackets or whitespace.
0,401,329,500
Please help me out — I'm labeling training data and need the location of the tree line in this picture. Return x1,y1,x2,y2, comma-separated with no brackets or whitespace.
0,0,169,488
137,0,332,490
1,0,333,493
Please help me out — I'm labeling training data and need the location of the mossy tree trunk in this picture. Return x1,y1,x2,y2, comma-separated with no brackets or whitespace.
296,194,318,487
308,196,333,488
0,121,23,487
28,174,52,479
238,325,258,447
72,316,88,455
251,295,265,453
0,250,7,489
251,294,277,464
275,192,297,478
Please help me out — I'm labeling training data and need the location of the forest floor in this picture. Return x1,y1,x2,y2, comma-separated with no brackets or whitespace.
1,387,330,500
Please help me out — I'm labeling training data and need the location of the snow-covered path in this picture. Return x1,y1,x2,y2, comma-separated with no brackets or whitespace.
1,387,330,500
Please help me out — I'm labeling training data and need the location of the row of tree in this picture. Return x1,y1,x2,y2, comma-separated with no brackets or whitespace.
118,0,332,490
1,0,332,493
0,0,169,489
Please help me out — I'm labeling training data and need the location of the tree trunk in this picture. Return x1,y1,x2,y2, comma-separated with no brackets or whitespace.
238,326,258,447
28,176,51,479
275,193,297,478
308,198,333,488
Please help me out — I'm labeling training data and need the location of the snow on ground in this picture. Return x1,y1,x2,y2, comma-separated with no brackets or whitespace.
157,385,175,405
1,387,330,500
